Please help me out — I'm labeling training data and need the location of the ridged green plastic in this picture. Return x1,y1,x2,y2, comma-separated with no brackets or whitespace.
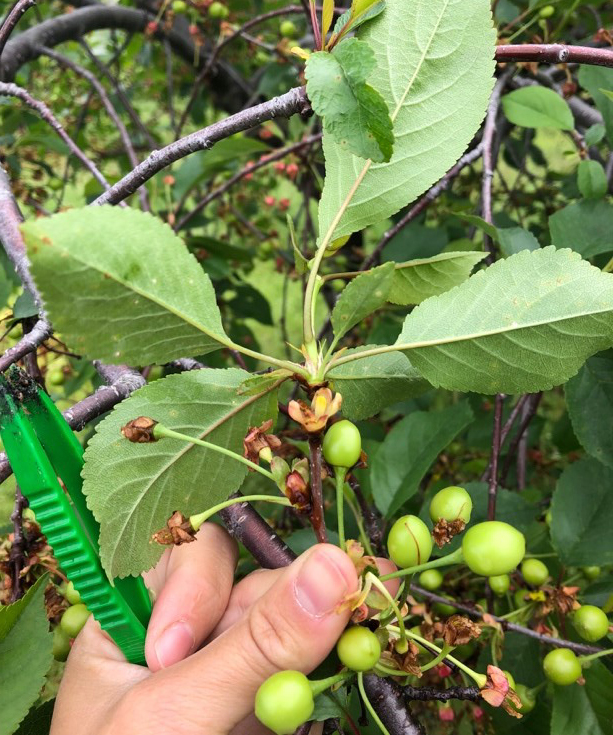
0,371,151,664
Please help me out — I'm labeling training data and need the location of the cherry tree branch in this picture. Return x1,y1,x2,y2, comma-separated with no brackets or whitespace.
0,82,112,194
499,392,542,487
92,86,310,206
9,484,28,601
495,43,613,67
308,436,328,543
0,0,36,60
487,394,505,521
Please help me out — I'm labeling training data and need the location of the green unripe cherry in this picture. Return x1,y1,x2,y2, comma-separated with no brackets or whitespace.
572,605,610,643
429,486,472,524
433,597,458,617
514,683,536,713
52,626,71,662
47,370,65,386
322,420,362,469
255,670,314,735
419,569,444,591
208,1,229,18
521,558,549,586
387,515,433,569
583,566,601,581
543,648,582,686
514,588,529,608
539,5,555,18
280,19,298,38
64,581,81,605
172,0,187,11
336,626,381,672
461,521,525,577
60,604,91,638
489,573,511,596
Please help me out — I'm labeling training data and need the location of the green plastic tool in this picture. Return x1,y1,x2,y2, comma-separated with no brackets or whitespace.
0,368,151,664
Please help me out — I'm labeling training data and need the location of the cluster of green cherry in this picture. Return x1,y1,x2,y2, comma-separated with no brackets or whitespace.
253,419,613,735
51,581,91,662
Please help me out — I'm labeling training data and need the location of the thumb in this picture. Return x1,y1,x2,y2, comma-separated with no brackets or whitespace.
153,543,358,734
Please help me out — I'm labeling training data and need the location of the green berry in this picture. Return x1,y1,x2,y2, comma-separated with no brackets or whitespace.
60,604,91,638
572,605,610,643
503,670,516,690
280,19,298,38
583,566,601,581
489,574,511,596
514,683,536,714
433,597,458,617
63,581,81,605
419,569,444,591
208,1,229,18
539,5,555,18
521,558,549,586
47,370,65,386
461,521,525,577
172,0,187,11
322,420,361,469
429,486,472,525
543,648,582,686
387,515,433,569
514,588,529,608
255,671,314,735
52,626,71,662
336,626,381,672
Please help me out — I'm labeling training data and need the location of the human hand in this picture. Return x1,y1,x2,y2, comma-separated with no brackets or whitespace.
49,524,361,735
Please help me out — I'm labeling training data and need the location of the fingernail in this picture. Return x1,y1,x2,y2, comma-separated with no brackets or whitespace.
294,549,352,618
154,621,195,669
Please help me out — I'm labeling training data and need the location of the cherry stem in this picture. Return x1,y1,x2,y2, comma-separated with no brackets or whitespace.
578,649,613,665
367,572,408,654
379,548,465,582
190,495,292,531
335,466,348,550
357,672,392,735
310,670,354,697
153,423,276,481
420,643,454,674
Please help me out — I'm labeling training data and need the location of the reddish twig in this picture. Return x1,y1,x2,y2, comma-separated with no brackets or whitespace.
0,0,36,60
308,436,328,543
480,394,530,482
0,82,113,194
93,86,310,206
176,133,321,230
487,394,505,521
9,484,28,601
495,43,613,67
499,392,543,486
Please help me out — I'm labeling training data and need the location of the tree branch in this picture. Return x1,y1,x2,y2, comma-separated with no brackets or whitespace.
487,394,505,521
9,484,28,601
403,684,480,702
495,43,613,67
0,0,36,60
308,436,328,543
362,676,425,735
92,86,310,206
499,392,542,487
0,81,112,194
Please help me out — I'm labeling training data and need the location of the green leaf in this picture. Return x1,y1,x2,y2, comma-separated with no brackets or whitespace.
392,247,613,394
371,401,473,516
82,369,278,578
322,0,335,39
497,227,540,256
331,262,394,340
22,207,229,365
388,252,487,305
577,160,608,200
0,577,53,735
551,457,613,567
305,38,394,163
501,87,574,130
585,123,606,147
317,0,496,244
566,352,613,467
579,65,613,146
551,662,613,735
328,346,429,420
345,0,386,34
453,212,499,241
550,200,613,258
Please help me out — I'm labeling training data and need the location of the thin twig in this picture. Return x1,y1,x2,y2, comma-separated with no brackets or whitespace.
0,0,36,60
0,82,113,194
175,133,321,230
403,685,480,702
347,474,384,555
308,436,328,543
41,47,150,211
9,484,28,601
487,394,505,521
480,394,530,482
411,584,603,655
93,86,310,206
499,393,543,486
495,43,613,67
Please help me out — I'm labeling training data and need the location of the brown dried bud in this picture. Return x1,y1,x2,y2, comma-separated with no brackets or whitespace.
481,665,523,718
285,471,311,513
442,615,482,646
432,518,466,548
243,419,282,464
122,416,158,443
151,511,196,546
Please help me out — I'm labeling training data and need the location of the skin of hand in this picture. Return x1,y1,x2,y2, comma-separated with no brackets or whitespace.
50,523,399,735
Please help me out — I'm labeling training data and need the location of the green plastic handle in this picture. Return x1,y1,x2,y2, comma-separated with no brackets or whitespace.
0,377,151,664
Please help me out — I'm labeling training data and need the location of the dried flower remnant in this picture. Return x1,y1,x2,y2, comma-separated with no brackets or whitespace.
121,416,158,443
152,511,197,546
